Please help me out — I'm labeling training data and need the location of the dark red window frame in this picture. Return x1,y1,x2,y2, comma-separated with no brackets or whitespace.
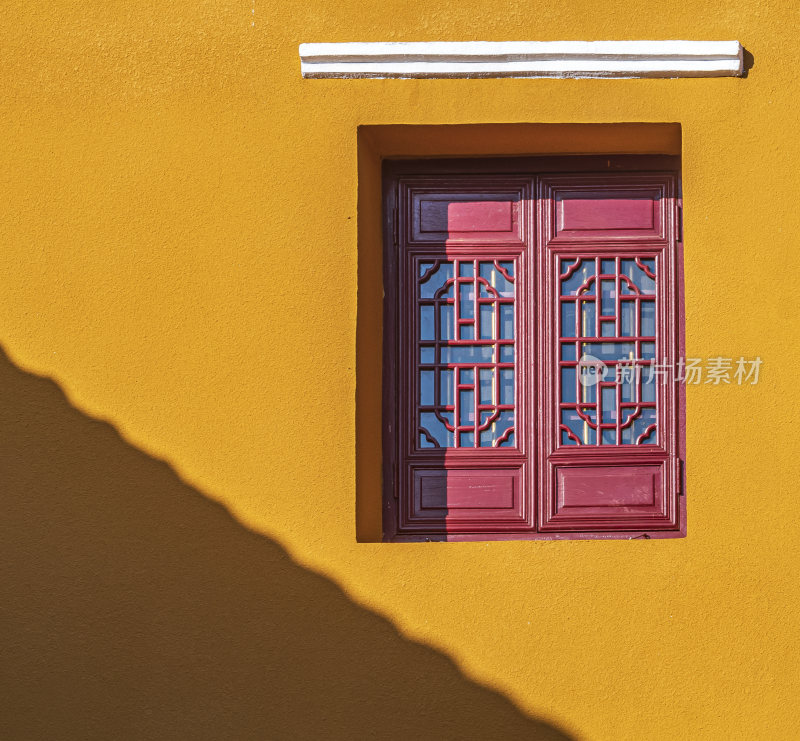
382,156,686,541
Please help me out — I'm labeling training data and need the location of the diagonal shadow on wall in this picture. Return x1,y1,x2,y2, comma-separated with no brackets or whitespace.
0,347,573,740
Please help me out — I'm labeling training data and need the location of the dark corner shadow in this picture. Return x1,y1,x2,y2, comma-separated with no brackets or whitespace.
0,347,573,741
742,48,754,77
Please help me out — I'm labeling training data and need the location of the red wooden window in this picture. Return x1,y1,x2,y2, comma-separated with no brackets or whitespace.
383,157,685,541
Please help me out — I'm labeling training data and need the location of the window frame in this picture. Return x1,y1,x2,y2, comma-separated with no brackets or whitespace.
382,156,685,541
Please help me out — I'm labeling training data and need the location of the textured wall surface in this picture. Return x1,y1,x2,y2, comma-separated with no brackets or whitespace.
2,1,799,739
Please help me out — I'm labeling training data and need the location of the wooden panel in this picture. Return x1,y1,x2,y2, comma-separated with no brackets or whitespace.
420,199,513,233
559,465,658,508
408,468,527,528
418,469,516,510
541,177,669,245
560,192,655,232
409,188,524,245
539,459,678,532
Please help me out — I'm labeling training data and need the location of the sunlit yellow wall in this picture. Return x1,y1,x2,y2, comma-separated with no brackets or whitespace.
2,1,799,739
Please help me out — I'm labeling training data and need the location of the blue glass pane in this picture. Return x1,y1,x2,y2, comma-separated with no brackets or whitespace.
600,280,615,316
561,409,595,445
641,301,656,336
561,367,577,404
580,380,597,404
439,304,454,340
621,422,634,445
440,345,495,364
499,304,514,339
420,412,453,447
580,301,596,337
498,432,515,448
621,301,635,336
621,258,656,294
479,369,493,405
439,369,454,405
499,370,514,405
560,258,577,275
460,283,475,319
459,390,474,426
601,428,616,445
458,261,474,277
419,431,437,448
479,304,494,339
420,305,435,340
495,411,514,441
561,258,595,296
497,261,514,277
633,407,657,443
601,386,616,424
581,342,637,362
579,406,597,425
561,302,576,337
420,261,454,299
479,262,513,297
420,371,434,406
620,377,635,403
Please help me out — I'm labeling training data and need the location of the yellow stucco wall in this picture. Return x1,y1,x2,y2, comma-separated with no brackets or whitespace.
2,2,799,739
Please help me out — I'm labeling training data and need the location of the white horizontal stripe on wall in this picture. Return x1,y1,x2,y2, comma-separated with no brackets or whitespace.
299,40,744,79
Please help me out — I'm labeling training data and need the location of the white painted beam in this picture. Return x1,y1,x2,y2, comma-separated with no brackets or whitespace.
299,41,744,79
